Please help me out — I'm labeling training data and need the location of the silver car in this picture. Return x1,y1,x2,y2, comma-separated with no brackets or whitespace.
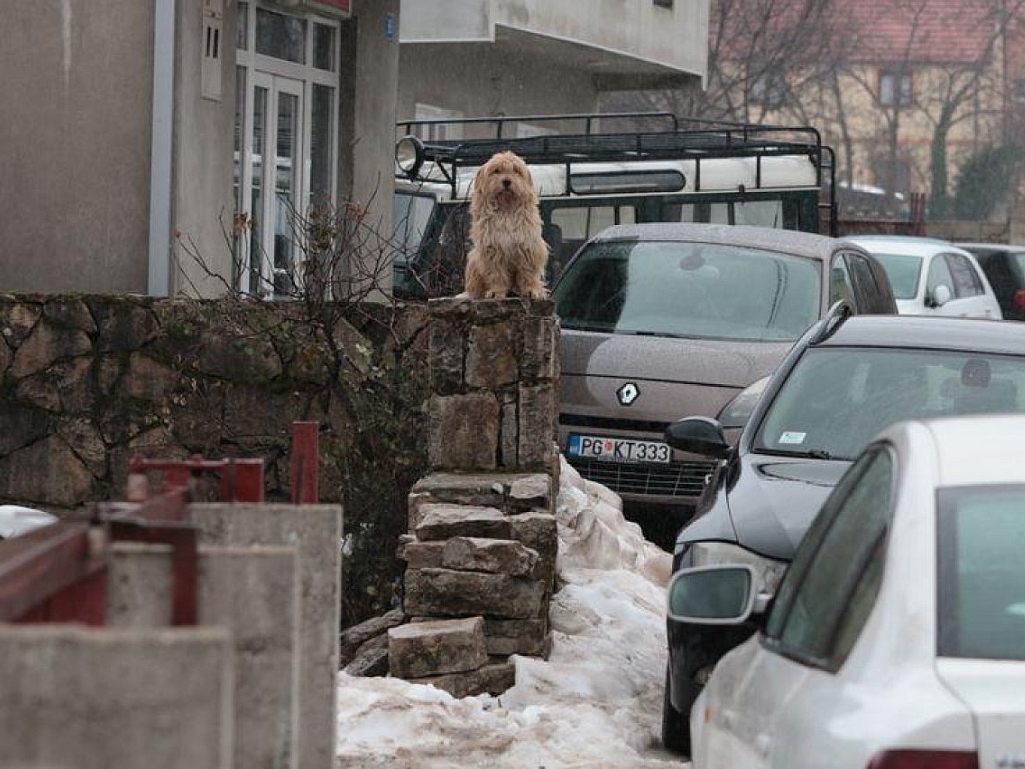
552,223,896,525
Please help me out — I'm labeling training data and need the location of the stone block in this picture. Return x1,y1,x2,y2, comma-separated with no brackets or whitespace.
517,382,558,469
107,543,301,769
192,503,342,769
400,540,445,569
0,625,233,769
441,537,539,577
404,568,545,619
414,504,512,542
339,608,406,667
411,661,516,698
388,617,487,679
409,472,552,515
499,398,519,467
508,474,553,513
429,317,465,395
466,322,518,389
521,315,559,382
428,392,500,470
509,512,559,588
411,473,507,509
483,618,551,657
344,634,390,677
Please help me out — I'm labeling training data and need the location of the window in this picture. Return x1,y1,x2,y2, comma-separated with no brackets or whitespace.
926,253,955,300
937,485,1025,661
829,254,857,308
870,252,923,300
846,253,883,311
764,447,894,668
234,2,340,298
879,70,913,107
945,253,984,297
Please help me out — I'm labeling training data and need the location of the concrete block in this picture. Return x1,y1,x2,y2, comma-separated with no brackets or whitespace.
191,503,342,769
0,625,233,769
108,542,301,769
388,616,487,678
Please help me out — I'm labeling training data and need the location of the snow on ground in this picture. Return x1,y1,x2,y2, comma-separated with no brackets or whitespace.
335,460,690,768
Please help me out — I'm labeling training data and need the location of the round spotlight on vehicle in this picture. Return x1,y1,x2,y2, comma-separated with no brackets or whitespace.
395,135,425,178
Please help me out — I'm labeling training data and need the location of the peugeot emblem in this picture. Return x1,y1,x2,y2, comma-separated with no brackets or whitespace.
617,382,640,406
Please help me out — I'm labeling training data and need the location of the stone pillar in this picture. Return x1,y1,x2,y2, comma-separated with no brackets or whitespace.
390,298,560,697
427,297,560,474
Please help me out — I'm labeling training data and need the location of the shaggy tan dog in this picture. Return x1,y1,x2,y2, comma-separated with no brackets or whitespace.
464,151,549,299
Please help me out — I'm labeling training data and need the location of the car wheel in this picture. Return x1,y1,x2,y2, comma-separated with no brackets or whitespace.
661,667,691,755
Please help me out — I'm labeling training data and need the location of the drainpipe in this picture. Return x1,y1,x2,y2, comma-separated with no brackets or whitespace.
148,0,176,296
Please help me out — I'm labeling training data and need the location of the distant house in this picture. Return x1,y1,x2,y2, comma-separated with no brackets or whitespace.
690,0,1017,216
397,0,709,137
0,0,401,298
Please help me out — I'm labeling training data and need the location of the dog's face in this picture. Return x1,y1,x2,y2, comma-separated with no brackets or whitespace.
473,151,536,208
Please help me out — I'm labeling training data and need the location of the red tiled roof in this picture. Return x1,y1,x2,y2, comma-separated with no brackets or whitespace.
841,0,996,65
712,0,1002,67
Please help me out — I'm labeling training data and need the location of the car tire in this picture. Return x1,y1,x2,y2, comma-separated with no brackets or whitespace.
661,668,691,755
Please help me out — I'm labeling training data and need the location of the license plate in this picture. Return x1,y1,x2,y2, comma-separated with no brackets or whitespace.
567,434,672,464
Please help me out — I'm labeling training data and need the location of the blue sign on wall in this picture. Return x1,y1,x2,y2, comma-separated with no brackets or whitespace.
384,12,396,40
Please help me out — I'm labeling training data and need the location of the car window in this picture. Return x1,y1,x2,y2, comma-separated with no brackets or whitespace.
926,253,955,300
829,256,857,309
846,253,882,311
945,253,984,298
552,239,822,341
868,252,922,300
754,347,1025,460
766,447,893,668
937,485,1025,661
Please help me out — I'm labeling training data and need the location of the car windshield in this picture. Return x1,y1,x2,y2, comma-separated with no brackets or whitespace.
869,252,922,299
937,485,1025,662
552,240,821,342
755,347,1025,460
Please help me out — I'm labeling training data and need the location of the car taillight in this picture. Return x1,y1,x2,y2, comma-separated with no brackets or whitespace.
867,749,979,769
1012,289,1025,311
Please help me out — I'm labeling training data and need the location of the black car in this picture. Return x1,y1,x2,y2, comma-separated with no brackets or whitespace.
957,242,1025,321
660,305,1025,755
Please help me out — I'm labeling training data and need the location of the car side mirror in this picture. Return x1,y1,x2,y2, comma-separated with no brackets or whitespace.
665,416,733,459
929,284,952,308
667,565,761,625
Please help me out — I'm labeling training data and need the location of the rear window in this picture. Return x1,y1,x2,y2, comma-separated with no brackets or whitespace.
552,240,821,342
869,252,922,300
937,485,1025,661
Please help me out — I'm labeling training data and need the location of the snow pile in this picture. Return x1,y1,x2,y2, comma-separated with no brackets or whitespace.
335,459,683,768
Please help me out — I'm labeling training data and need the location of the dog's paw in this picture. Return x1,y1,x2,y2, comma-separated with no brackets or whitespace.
525,288,549,300
484,289,509,300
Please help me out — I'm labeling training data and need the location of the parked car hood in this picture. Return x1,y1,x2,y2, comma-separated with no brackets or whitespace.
725,455,851,560
560,329,791,389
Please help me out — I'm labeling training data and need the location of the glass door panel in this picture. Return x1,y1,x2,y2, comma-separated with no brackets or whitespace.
249,82,269,296
273,85,301,297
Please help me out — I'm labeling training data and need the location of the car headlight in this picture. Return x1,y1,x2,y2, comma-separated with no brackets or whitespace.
717,376,770,429
689,541,788,596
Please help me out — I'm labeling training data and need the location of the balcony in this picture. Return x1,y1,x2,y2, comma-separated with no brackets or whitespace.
399,0,707,90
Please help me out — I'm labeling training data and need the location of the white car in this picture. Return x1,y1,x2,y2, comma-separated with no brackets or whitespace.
845,235,1002,319
670,414,1025,769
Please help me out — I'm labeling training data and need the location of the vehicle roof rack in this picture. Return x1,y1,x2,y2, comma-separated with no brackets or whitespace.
395,111,838,235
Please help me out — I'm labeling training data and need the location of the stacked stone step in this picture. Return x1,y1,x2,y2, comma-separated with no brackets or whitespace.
388,298,560,698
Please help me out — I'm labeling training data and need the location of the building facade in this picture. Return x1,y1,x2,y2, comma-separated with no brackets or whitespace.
397,0,709,137
0,0,400,297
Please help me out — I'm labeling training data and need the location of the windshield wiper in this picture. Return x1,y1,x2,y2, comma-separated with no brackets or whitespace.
763,447,844,460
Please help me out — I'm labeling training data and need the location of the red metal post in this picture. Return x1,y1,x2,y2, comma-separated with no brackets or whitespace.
291,422,320,504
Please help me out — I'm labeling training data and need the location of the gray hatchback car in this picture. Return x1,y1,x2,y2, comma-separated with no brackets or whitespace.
552,223,896,526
